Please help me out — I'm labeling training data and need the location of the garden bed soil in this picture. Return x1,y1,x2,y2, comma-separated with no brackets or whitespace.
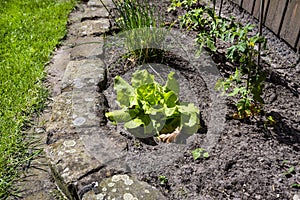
101,0,300,199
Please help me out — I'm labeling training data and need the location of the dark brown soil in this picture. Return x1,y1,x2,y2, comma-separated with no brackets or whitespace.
102,0,300,199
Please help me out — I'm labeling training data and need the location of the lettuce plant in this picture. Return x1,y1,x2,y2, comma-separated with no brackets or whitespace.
105,69,200,140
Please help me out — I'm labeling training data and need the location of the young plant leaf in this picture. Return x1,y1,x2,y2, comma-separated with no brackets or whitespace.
131,69,154,88
164,71,180,95
284,166,295,176
114,76,136,107
178,103,200,114
125,118,144,129
191,148,209,160
105,108,138,123
163,91,178,108
291,183,300,189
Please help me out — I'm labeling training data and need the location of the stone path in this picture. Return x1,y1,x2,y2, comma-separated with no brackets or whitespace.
16,0,166,199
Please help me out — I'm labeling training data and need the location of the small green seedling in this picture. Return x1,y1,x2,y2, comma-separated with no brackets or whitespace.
291,183,300,189
281,161,299,189
265,115,276,126
284,166,295,178
191,148,209,160
158,175,168,185
282,160,289,165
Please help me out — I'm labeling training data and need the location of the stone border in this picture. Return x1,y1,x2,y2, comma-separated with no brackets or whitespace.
45,1,166,199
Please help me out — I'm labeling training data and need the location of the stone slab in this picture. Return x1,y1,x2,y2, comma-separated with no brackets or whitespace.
9,131,58,200
46,137,102,184
87,0,114,8
47,92,74,134
61,59,105,91
82,174,166,200
46,48,71,96
72,91,101,128
81,6,109,20
70,19,110,37
69,6,109,29
70,37,104,60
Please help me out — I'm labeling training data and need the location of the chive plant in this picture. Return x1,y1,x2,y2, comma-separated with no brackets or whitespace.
106,0,165,63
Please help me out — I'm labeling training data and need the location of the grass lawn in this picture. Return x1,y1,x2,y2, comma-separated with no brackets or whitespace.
0,0,76,198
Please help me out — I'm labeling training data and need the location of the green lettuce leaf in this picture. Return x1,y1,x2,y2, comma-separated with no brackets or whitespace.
164,106,177,117
137,83,164,109
163,90,178,108
124,118,144,129
164,71,179,95
180,112,200,134
131,69,154,88
105,108,139,123
177,103,200,114
114,76,136,107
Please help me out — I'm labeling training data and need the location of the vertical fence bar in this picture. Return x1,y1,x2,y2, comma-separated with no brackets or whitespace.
251,0,256,15
219,0,224,16
295,26,300,53
257,0,264,67
213,0,216,12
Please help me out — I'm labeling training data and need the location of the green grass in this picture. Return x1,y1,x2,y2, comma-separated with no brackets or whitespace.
0,0,76,198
